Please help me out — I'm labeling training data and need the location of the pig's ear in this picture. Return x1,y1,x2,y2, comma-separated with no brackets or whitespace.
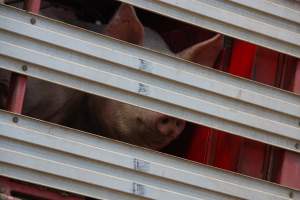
176,34,223,67
103,3,144,45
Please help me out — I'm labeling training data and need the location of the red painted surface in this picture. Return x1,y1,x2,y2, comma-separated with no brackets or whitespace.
237,140,269,178
23,0,41,13
273,59,300,189
186,126,215,164
0,177,83,200
213,131,243,170
7,74,27,113
227,40,256,78
276,152,300,189
253,47,279,85
292,60,300,93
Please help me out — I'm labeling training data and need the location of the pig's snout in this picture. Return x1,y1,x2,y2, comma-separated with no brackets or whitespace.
156,116,185,137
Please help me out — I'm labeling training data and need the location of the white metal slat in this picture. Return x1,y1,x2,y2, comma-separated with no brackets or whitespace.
0,5,299,152
230,0,300,23
1,163,149,200
0,110,299,200
119,0,300,58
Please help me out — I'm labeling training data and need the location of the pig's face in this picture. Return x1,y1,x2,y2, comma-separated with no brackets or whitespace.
89,4,223,150
91,99,185,150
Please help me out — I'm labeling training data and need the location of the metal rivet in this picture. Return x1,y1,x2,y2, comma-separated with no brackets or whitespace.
30,17,36,25
22,65,28,71
295,143,299,150
289,191,294,199
12,116,18,123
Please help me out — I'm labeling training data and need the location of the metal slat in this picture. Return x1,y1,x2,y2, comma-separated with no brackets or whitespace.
0,110,299,200
119,0,300,58
230,0,300,23
0,5,299,152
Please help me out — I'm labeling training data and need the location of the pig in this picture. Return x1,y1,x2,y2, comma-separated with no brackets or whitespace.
0,3,223,150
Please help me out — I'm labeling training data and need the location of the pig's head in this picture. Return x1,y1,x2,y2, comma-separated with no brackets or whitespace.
90,99,186,150
89,4,223,150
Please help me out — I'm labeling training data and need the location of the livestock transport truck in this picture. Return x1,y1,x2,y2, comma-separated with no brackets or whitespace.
0,0,300,199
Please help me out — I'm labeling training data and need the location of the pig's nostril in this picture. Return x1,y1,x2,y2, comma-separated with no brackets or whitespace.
168,130,174,136
136,117,143,124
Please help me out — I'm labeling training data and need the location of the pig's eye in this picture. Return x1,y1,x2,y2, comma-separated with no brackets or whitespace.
161,118,169,124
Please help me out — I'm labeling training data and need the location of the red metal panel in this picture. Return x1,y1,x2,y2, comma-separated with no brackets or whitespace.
186,126,215,164
253,47,279,85
23,0,41,13
292,60,300,92
274,60,300,189
227,40,256,78
7,75,27,113
276,152,300,189
213,131,243,170
236,140,269,178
